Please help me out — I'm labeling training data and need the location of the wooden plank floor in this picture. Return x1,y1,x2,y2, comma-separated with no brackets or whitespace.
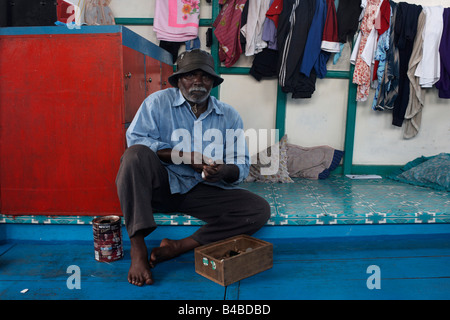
1,234,449,300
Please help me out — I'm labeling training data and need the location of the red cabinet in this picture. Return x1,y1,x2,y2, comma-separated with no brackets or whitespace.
0,26,173,216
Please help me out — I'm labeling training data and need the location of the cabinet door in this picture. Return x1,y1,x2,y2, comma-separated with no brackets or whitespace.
145,55,162,95
0,33,124,215
161,61,174,89
123,46,146,123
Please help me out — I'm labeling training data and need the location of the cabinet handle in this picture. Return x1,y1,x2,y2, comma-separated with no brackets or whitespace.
162,81,167,86
124,72,132,79
147,77,152,83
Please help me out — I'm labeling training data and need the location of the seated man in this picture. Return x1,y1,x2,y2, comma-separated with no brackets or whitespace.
116,49,271,286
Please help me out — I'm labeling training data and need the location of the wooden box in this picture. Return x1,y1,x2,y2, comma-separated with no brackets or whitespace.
195,235,273,286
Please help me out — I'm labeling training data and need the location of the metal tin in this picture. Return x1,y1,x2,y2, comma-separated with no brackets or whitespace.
92,215,123,262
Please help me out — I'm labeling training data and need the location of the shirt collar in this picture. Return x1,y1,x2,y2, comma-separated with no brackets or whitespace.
173,89,224,116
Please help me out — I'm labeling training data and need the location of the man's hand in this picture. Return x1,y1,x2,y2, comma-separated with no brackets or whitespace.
156,149,239,183
202,162,239,183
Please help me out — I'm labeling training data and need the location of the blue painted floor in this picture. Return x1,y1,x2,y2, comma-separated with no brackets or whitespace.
1,234,449,300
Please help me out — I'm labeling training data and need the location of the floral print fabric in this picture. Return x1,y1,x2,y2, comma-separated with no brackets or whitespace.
352,0,381,102
154,0,200,42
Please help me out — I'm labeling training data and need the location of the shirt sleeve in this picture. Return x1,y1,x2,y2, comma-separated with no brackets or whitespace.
126,95,172,152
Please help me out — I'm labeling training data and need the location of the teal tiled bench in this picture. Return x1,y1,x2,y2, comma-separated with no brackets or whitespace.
1,176,449,227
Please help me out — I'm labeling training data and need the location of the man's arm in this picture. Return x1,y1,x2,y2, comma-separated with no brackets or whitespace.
157,148,239,183
156,148,206,173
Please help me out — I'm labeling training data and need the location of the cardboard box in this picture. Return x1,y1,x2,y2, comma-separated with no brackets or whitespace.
194,235,273,286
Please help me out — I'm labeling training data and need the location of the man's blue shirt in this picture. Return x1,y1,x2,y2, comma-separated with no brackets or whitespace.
126,88,250,194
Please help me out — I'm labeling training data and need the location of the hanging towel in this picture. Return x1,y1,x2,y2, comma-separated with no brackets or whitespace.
213,0,247,68
154,0,200,42
403,11,426,139
435,8,450,99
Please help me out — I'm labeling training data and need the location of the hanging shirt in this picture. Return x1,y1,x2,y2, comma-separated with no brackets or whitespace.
336,0,363,43
262,0,278,50
213,0,247,67
414,6,444,88
241,0,271,56
321,0,341,53
154,0,200,42
266,0,283,28
352,0,382,102
371,5,391,110
374,1,399,111
300,0,327,78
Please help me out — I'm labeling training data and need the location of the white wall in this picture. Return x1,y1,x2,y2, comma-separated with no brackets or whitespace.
110,0,450,165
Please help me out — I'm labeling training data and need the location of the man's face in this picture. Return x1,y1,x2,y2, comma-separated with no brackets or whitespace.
177,70,214,104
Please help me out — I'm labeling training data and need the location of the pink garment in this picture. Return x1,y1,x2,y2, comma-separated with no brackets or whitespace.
213,0,247,68
352,0,381,101
154,0,200,42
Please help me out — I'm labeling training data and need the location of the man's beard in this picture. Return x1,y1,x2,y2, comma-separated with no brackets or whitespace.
181,85,211,104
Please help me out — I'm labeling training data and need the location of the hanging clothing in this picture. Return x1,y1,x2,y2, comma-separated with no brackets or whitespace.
403,11,426,139
262,0,278,50
321,0,340,53
249,48,279,81
154,0,201,42
266,0,283,28
372,2,392,110
371,0,391,82
336,0,362,43
159,37,201,63
241,0,271,56
300,0,327,78
352,0,382,102
374,0,399,111
435,8,450,99
213,0,247,68
414,6,444,88
278,0,317,99
392,2,422,127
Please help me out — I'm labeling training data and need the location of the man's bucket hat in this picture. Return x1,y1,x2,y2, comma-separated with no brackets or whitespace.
168,49,224,88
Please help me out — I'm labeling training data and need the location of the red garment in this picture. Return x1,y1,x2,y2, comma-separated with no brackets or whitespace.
321,0,340,53
266,0,283,28
213,0,248,68
373,0,391,81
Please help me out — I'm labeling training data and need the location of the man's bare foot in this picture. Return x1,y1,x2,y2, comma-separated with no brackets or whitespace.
150,237,200,266
128,233,153,286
